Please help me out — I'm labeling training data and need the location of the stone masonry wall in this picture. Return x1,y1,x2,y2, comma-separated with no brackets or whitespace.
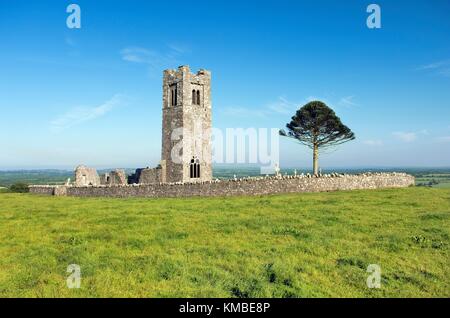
138,167,163,184
29,173,415,198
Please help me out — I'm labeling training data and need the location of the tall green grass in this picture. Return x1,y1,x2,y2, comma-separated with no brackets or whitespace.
0,187,448,297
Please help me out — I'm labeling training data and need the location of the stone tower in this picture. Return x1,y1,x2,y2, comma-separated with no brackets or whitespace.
161,65,212,183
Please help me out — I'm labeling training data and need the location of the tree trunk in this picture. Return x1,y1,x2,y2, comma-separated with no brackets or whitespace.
313,144,319,175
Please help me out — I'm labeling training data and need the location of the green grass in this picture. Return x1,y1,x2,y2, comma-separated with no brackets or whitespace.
0,187,449,298
434,182,450,189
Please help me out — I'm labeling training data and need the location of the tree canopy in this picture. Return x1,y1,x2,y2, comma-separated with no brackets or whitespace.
280,101,355,149
280,101,355,174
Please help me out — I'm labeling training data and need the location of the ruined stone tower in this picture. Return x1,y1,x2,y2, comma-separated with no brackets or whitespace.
161,65,212,183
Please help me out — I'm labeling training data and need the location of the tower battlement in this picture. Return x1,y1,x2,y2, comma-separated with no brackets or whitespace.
163,65,210,76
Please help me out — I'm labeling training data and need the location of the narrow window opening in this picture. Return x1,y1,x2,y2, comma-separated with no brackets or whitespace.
174,87,177,105
170,84,177,106
190,157,201,178
190,158,195,178
196,159,200,178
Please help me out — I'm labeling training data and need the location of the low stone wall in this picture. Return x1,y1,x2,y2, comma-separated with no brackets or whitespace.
29,173,415,198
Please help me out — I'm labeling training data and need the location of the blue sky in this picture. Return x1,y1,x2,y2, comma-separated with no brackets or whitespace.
0,0,449,169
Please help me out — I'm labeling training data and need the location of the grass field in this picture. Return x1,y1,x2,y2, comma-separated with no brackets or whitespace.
415,173,450,188
0,187,449,298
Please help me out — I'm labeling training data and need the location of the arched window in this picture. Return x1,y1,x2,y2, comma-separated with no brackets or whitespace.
170,85,177,106
196,90,200,105
192,90,196,104
190,157,201,178
173,85,178,106
190,158,195,178
195,158,200,178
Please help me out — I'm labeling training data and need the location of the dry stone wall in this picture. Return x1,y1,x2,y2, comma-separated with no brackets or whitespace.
29,173,415,198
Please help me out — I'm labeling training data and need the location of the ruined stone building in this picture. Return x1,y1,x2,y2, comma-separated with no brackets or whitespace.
100,169,128,186
75,165,127,186
74,165,100,186
77,65,213,186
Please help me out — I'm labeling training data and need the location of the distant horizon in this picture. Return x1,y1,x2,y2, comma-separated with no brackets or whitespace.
1,165,450,172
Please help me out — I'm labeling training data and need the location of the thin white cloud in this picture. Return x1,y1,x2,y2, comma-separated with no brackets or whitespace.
392,131,417,142
417,59,450,77
51,94,124,133
223,95,355,118
417,60,450,70
363,139,383,146
223,96,300,118
121,47,172,65
267,96,298,114
120,45,187,73
436,136,450,143
338,95,358,108
392,129,429,143
167,43,191,54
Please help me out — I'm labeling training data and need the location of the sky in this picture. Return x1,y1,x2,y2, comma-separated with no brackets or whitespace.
0,0,449,170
